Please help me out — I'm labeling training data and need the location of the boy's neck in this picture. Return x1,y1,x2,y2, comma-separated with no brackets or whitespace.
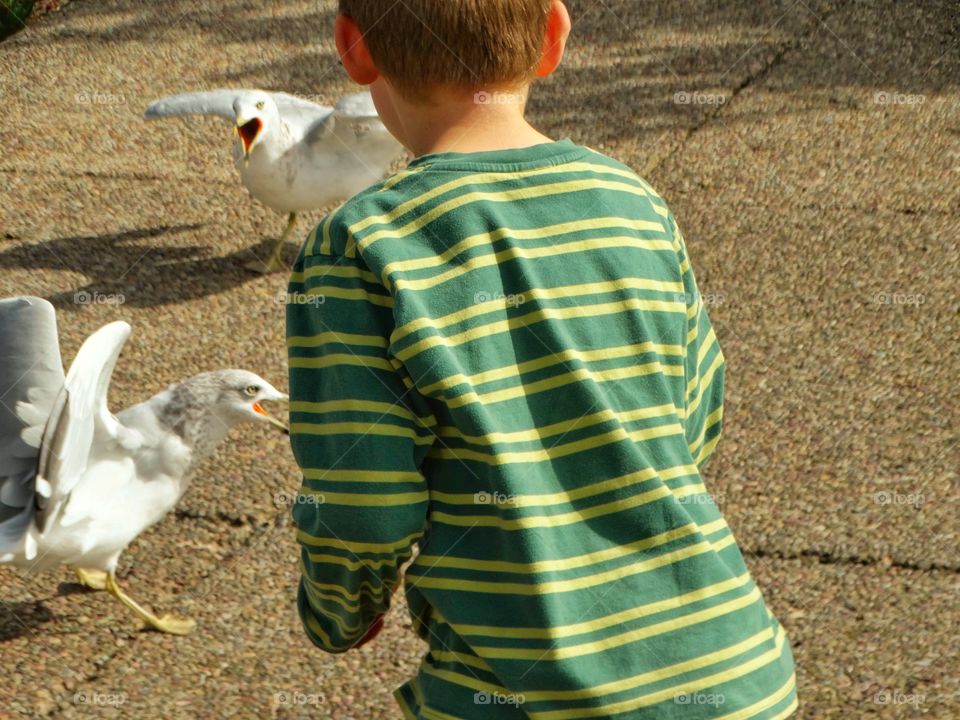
387,83,554,158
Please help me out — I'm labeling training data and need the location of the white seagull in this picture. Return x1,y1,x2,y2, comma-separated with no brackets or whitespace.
144,90,403,273
0,297,288,635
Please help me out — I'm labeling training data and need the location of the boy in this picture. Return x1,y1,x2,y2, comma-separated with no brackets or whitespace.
286,1,797,718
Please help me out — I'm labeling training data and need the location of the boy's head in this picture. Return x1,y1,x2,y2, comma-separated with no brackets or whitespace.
336,0,569,102
336,0,564,101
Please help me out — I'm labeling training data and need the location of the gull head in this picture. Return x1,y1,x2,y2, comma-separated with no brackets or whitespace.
158,370,289,455
205,369,289,434
232,92,276,163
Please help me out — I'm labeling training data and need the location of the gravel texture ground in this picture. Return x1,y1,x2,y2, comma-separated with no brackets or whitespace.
1,1,957,718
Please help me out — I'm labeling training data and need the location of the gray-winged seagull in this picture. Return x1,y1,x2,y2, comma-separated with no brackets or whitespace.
144,90,403,273
0,297,288,634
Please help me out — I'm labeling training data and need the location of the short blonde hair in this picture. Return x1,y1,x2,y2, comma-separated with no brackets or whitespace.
339,0,553,98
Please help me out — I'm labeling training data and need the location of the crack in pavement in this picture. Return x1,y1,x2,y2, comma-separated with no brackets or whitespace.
644,0,851,178
173,507,264,529
173,506,293,532
175,510,960,573
797,202,958,216
744,546,960,573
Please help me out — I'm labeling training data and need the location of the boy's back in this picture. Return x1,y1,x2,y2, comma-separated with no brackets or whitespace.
287,139,797,718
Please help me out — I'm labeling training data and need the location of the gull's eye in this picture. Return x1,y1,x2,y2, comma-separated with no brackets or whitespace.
244,385,260,397
255,101,265,110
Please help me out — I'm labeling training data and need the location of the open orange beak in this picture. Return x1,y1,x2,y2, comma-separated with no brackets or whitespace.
235,117,262,160
253,401,289,434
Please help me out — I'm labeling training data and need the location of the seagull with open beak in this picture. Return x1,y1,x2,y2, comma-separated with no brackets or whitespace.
144,89,402,274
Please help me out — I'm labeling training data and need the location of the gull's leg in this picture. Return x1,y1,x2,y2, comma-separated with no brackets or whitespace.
271,212,299,269
74,568,108,591
246,212,298,274
104,572,196,636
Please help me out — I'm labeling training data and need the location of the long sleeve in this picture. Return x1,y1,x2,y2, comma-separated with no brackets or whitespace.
670,214,725,469
286,241,437,652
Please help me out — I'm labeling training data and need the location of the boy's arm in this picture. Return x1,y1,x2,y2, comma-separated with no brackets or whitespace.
670,214,726,469
286,243,437,653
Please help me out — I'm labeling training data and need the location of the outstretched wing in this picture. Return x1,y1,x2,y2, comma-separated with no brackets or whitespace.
35,321,133,533
301,92,402,178
268,92,334,138
0,298,65,554
145,88,335,122
299,92,376,140
272,92,332,114
144,89,245,121
332,92,380,120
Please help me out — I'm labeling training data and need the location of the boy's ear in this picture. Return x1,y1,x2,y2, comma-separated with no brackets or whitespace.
536,1,572,78
335,13,380,85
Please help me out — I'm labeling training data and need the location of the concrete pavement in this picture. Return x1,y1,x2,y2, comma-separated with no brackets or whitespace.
1,1,957,717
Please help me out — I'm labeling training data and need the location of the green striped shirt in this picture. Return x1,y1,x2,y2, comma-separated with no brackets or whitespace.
286,140,796,719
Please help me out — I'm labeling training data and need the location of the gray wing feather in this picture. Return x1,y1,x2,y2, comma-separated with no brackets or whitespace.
0,297,65,550
271,93,334,138
301,92,398,158
144,90,244,121
145,89,334,122
332,92,379,120
272,92,332,113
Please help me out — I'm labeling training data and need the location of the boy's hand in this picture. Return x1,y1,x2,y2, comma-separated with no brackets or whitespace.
351,578,402,649
351,615,385,649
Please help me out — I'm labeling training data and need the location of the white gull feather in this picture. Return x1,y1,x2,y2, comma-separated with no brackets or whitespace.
144,89,403,273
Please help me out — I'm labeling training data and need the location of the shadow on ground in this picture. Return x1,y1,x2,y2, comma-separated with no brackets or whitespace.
0,600,56,642
30,0,337,46
0,225,299,307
